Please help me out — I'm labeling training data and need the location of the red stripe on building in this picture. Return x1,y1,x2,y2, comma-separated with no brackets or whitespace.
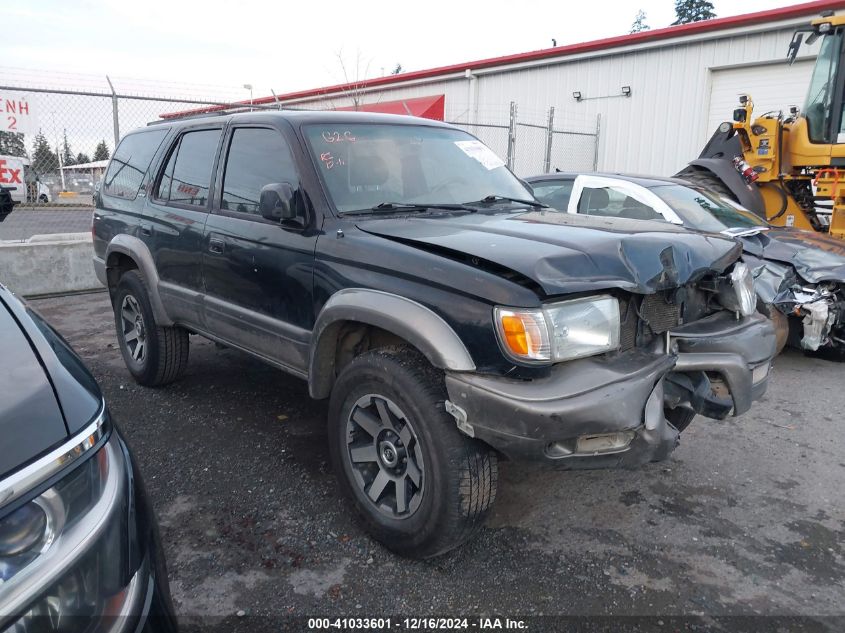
334,95,445,120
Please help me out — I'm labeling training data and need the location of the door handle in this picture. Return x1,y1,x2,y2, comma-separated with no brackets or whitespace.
140,224,152,236
208,237,225,254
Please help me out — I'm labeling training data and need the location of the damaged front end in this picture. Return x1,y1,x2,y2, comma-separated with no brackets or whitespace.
634,261,773,424
753,260,845,354
741,228,845,355
780,282,845,353
445,261,777,470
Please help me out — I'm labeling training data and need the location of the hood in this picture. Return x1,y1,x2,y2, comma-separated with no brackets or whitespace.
0,298,68,479
740,228,845,284
357,211,741,296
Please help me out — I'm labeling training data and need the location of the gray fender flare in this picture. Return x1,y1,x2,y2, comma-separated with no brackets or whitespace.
308,288,476,399
104,235,173,326
688,158,766,218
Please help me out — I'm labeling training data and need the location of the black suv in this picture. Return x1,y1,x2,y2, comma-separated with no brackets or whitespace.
93,111,776,558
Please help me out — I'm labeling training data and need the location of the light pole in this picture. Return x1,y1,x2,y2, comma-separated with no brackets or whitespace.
51,111,66,192
243,83,253,111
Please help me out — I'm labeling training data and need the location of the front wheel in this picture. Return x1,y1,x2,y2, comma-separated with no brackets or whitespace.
328,346,497,559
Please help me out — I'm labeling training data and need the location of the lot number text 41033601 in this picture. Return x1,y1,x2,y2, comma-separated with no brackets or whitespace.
307,617,528,630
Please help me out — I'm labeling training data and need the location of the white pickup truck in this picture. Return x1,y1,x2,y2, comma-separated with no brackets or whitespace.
0,155,51,205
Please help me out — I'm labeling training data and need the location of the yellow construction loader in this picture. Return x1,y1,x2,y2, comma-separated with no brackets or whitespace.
678,10,845,238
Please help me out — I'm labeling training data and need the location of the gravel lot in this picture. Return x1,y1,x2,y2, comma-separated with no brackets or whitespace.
29,291,845,631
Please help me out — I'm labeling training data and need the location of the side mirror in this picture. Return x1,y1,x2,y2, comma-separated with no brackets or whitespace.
787,32,803,65
259,183,296,221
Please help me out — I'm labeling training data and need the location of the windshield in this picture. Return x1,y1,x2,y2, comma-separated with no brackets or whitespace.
650,184,767,231
803,32,843,143
304,124,532,213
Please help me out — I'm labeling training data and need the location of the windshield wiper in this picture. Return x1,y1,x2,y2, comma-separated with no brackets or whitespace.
467,194,548,209
338,201,478,216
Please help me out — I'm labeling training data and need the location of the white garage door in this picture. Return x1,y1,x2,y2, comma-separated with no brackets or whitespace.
706,60,815,136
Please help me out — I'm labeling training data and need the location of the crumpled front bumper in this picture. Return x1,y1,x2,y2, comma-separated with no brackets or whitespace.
444,312,776,469
665,311,775,419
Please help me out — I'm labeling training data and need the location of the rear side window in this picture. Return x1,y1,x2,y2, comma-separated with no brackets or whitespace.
531,180,574,211
221,128,299,216
102,129,168,199
156,129,221,208
578,185,664,221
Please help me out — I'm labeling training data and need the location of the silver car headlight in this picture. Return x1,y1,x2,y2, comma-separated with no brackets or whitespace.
495,295,621,363
0,408,143,632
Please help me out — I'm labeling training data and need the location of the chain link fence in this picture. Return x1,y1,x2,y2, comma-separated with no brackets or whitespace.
0,77,279,212
0,76,600,242
447,102,600,178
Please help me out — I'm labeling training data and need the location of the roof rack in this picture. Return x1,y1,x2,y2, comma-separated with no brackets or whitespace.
147,102,287,126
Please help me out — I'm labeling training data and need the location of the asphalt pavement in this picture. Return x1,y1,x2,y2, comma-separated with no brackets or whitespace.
0,206,92,240
29,291,845,631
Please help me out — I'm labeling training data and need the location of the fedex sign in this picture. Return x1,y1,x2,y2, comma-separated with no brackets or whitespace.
1,95,35,134
0,158,22,185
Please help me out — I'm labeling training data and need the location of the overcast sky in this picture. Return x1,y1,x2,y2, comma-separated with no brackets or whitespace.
4,0,801,100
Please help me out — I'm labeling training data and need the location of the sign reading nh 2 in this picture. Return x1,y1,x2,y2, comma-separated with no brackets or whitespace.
1,96,34,134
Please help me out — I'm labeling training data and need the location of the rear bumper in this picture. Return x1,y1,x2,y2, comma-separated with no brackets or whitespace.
445,312,776,467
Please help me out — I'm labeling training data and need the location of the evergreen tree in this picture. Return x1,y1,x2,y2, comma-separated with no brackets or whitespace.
672,0,715,25
61,131,76,166
0,131,27,157
93,139,110,161
76,152,91,164
630,9,650,33
31,130,59,172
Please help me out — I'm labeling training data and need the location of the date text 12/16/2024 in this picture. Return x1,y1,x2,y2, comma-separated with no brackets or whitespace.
307,618,528,630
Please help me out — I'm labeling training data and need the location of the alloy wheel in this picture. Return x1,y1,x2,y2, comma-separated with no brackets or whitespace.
120,294,147,364
345,394,424,519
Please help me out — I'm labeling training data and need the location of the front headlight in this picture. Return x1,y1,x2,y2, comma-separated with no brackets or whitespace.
0,409,142,632
495,295,620,363
720,262,756,317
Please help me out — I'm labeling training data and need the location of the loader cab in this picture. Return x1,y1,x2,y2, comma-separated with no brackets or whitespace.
797,19,845,145
784,14,845,167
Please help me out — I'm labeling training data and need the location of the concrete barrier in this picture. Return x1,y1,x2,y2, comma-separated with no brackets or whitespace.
0,233,102,297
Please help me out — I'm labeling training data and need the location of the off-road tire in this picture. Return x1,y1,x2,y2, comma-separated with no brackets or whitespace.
675,167,738,202
113,270,189,387
328,346,497,559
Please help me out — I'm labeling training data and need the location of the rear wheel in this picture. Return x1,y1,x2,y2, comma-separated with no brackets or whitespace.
113,270,189,386
328,346,497,559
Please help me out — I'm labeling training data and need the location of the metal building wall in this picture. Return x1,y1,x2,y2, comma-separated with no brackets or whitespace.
487,23,821,175
284,17,823,177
